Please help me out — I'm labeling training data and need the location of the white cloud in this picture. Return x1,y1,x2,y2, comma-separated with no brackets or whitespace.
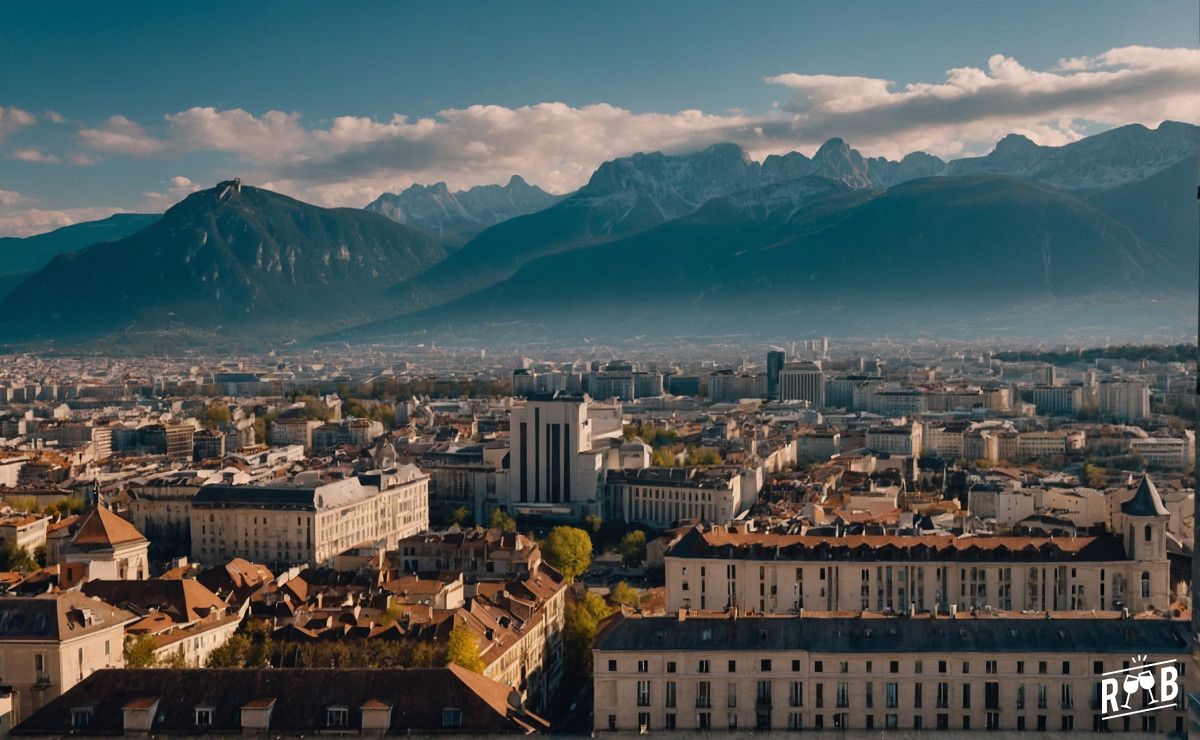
78,115,163,156
0,106,35,142
0,207,125,237
141,175,200,210
0,189,30,207
43,110,66,124
11,148,61,164
25,43,1200,212
758,45,1200,159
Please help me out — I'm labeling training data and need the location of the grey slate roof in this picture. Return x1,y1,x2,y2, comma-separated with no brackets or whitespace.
1122,474,1170,517
594,614,1191,655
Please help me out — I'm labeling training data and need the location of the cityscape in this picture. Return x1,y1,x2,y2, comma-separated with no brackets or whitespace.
0,1,1197,737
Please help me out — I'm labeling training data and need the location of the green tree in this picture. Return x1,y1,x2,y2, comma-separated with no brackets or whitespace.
32,544,46,568
617,530,647,568
0,542,36,574
449,506,470,527
564,592,614,681
446,620,485,673
124,633,159,668
584,514,603,534
160,646,188,668
608,580,639,607
542,526,592,581
488,508,517,533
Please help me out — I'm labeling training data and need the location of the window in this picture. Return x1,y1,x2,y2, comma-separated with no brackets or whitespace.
665,713,676,730
728,660,737,672
886,714,898,729
727,682,737,708
638,712,651,731
760,659,772,672
789,681,803,707
836,682,849,708
70,708,93,729
938,660,947,674
1039,661,1047,675
195,707,214,727
914,682,922,708
727,712,737,730
666,681,676,708
608,715,616,730
814,660,823,673
1060,683,1073,709
667,661,676,673
816,683,824,708
326,707,349,728
608,659,617,672
1061,661,1070,675
962,684,972,709
698,712,711,730
1141,571,1151,598
441,708,462,728
1017,660,1025,674
915,660,923,674
1017,684,1026,709
987,711,1000,730
756,680,771,707
637,680,652,706
840,660,850,673
886,682,899,708
638,660,649,673
986,660,997,674
699,659,710,674
697,681,712,708
936,682,949,709
985,681,1000,710
890,660,899,674
1144,524,1152,542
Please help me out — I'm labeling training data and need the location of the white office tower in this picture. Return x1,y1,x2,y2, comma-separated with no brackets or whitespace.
778,361,825,407
509,392,624,517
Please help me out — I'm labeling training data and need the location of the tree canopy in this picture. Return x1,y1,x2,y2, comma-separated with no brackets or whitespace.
446,620,485,673
542,526,592,581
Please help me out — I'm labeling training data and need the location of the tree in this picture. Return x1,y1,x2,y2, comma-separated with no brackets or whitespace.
0,542,36,574
449,506,470,527
608,580,639,607
584,514,603,534
446,620,485,673
564,592,614,681
542,526,592,581
124,633,159,668
201,402,232,428
32,544,46,568
488,508,516,533
618,530,647,568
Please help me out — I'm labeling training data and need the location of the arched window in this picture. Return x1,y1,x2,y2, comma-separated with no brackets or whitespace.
1141,571,1150,598
1144,525,1152,542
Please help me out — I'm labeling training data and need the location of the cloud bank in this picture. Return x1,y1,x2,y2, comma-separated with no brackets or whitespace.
0,44,1196,232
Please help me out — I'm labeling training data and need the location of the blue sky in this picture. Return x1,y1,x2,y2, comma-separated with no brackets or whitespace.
0,0,1196,235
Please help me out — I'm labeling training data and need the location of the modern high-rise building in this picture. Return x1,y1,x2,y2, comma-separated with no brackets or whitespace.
778,362,825,407
508,392,624,517
766,351,785,400
1097,379,1151,422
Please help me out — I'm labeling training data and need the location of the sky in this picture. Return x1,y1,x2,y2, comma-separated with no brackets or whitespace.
0,0,1197,236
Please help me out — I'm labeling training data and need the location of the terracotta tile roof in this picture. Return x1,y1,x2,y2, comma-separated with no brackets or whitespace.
0,592,135,641
70,506,146,549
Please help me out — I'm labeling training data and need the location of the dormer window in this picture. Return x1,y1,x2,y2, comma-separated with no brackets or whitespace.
70,707,93,729
195,706,214,727
326,706,349,728
442,707,462,728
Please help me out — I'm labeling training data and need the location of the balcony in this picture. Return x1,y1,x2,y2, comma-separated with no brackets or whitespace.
35,674,52,686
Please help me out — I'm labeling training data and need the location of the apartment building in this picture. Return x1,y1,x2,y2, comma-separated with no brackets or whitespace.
593,613,1190,734
191,464,429,567
777,362,825,407
603,467,749,528
0,514,50,554
663,477,1171,614
0,593,135,721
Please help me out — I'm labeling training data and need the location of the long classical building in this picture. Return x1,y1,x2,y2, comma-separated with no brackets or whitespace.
593,613,1191,734
603,467,752,529
190,464,428,567
663,476,1172,615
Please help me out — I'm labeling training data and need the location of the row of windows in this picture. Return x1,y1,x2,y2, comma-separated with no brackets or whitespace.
610,711,1180,733
612,657,1157,676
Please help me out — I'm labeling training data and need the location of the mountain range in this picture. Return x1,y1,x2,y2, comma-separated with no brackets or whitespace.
364,176,559,244
0,121,1195,347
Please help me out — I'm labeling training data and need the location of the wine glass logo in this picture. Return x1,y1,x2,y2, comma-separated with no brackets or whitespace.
1121,672,1140,709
